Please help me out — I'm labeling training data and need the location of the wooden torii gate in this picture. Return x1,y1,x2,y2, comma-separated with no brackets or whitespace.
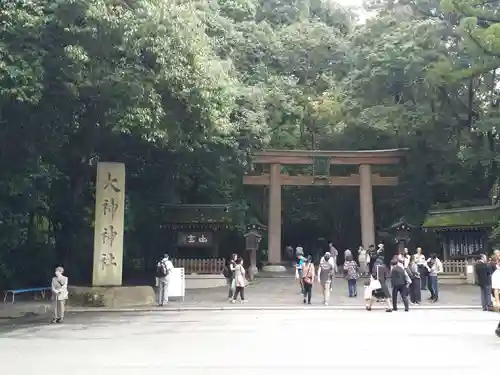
243,149,405,272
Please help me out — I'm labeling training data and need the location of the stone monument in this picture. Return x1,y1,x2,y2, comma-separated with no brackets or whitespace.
70,162,156,308
92,162,125,286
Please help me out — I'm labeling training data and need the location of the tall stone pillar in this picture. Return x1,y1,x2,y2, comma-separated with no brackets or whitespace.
92,162,126,286
263,163,286,272
359,164,375,249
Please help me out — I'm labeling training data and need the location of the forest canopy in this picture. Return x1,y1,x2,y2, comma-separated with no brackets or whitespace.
1,0,500,287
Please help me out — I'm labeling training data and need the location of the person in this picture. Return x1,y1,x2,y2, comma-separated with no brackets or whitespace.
426,253,443,302
408,255,421,304
343,254,359,297
328,242,339,274
390,259,411,312
402,248,411,268
224,253,237,301
156,253,174,306
318,252,334,305
295,248,306,294
358,246,369,276
366,256,392,312
367,244,377,273
475,253,493,311
414,247,427,290
491,258,500,337
232,257,248,303
51,266,68,323
302,255,315,304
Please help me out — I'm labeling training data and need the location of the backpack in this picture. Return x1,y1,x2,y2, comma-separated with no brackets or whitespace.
222,265,231,278
156,262,168,277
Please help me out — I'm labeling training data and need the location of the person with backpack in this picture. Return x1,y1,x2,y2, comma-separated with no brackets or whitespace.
156,254,174,306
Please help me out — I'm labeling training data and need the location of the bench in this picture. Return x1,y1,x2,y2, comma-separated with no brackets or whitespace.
3,287,51,303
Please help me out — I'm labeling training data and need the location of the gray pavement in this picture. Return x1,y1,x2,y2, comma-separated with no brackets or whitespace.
0,278,484,321
169,277,482,307
0,309,498,374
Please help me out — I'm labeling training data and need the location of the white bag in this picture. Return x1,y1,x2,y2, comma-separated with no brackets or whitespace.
295,268,299,280
369,265,382,290
492,269,500,290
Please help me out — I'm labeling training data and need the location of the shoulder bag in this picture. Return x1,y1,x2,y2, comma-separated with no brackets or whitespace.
369,265,382,290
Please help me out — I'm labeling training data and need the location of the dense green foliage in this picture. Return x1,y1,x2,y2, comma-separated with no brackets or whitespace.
1,0,500,288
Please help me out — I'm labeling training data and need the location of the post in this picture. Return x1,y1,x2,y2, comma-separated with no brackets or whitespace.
359,164,375,249
249,248,258,280
263,163,286,272
92,162,126,286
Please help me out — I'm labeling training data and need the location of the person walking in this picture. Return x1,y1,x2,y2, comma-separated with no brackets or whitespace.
343,254,359,297
156,254,174,306
367,244,377,273
390,259,411,312
302,255,315,304
475,253,493,311
426,253,443,302
366,256,393,312
491,259,500,337
295,248,306,294
358,246,369,276
328,242,339,275
51,267,68,324
318,252,334,305
231,257,248,303
415,247,427,290
408,255,421,304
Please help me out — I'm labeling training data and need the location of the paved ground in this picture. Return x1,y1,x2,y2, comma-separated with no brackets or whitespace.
0,309,498,374
172,277,482,307
0,278,484,320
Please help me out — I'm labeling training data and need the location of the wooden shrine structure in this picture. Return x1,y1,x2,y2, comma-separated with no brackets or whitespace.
243,149,405,271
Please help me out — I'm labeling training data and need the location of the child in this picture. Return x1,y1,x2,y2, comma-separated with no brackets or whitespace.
343,254,359,297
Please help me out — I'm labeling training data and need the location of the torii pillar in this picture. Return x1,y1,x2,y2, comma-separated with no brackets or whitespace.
359,164,375,249
264,163,285,272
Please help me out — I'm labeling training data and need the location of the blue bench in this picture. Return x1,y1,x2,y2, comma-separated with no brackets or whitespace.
3,287,51,303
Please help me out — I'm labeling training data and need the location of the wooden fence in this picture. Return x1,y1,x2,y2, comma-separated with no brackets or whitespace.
172,258,225,275
442,259,467,274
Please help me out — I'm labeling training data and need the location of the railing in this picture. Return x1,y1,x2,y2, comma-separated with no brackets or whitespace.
442,259,467,274
172,258,225,275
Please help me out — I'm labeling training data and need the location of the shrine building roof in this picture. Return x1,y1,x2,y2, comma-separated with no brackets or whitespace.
160,204,233,229
422,205,500,231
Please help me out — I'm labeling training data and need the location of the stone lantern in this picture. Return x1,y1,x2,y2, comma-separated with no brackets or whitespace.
244,224,263,279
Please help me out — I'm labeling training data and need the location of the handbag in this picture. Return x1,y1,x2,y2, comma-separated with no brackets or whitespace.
369,265,382,290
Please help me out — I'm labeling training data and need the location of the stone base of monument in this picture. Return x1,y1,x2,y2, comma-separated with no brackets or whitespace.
261,264,287,272
185,274,227,289
68,285,156,308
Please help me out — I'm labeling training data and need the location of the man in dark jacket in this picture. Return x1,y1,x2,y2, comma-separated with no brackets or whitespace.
390,259,410,312
475,254,493,311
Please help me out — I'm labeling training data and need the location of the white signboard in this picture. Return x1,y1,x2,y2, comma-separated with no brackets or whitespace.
168,267,185,301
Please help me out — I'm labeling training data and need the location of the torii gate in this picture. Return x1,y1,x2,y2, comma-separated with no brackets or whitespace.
243,149,405,272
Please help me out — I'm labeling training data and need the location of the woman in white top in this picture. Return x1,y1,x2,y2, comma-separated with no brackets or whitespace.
231,257,248,303
358,246,369,276
414,247,427,290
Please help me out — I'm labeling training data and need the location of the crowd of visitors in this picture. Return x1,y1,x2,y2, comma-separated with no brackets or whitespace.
291,243,446,312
